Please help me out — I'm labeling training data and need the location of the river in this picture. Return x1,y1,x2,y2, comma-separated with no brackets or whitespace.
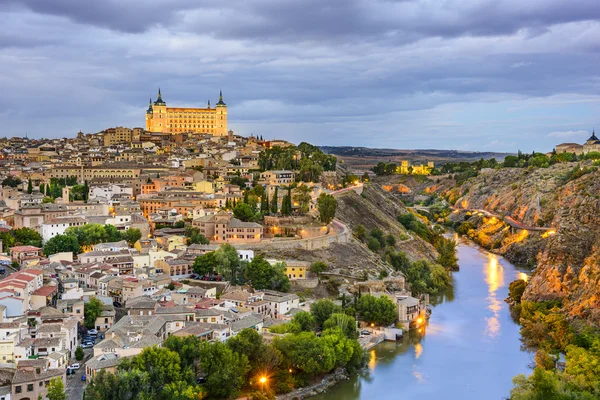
313,234,533,400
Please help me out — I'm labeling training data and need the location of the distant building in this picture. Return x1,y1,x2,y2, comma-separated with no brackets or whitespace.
192,211,262,244
555,130,600,156
259,170,295,186
145,89,228,136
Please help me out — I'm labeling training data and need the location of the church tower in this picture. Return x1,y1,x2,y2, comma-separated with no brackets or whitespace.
152,88,167,133
215,90,228,136
145,98,153,131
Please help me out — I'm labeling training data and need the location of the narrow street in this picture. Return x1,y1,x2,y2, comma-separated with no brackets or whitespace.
65,347,93,400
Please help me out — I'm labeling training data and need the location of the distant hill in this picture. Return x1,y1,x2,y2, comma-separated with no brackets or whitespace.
319,146,513,171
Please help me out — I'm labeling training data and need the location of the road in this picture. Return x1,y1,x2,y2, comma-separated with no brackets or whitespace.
65,347,93,400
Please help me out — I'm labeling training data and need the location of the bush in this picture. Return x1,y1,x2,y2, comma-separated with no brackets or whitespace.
367,237,381,252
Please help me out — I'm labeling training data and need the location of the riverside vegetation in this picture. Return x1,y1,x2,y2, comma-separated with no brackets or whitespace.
84,305,368,400
425,153,600,399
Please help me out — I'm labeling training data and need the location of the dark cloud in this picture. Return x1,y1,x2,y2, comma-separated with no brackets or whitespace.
0,0,599,152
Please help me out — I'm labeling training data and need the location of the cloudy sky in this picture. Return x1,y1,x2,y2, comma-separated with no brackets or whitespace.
1,0,599,151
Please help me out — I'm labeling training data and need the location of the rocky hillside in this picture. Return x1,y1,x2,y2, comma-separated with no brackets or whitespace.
259,183,438,281
437,162,600,325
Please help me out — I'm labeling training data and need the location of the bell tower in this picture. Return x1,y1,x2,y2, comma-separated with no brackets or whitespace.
151,88,167,133
145,98,153,131
215,90,228,136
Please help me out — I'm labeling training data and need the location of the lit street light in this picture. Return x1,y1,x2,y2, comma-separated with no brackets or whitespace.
259,376,267,394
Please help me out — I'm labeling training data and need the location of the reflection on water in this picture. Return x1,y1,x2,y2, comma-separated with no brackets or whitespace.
368,349,377,371
313,236,532,400
484,253,504,338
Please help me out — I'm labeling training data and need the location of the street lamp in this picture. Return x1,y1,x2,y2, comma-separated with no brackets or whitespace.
259,376,267,394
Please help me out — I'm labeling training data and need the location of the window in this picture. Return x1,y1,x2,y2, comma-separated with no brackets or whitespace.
39,381,43,387
15,386,22,393
27,383,34,391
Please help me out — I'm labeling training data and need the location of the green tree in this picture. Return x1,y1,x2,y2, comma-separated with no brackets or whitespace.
84,297,104,329
66,224,109,251
43,234,80,256
75,346,84,361
309,261,327,282
316,193,337,224
310,299,342,329
354,224,367,242
104,225,123,242
291,311,317,332
436,237,458,270
367,237,381,252
199,341,250,399
122,228,142,246
27,178,33,194
46,377,66,400
270,187,278,214
260,190,269,213
12,227,42,247
356,295,397,326
42,196,55,204
214,244,243,282
274,331,335,377
323,313,358,339
245,256,290,292
293,185,312,215
84,369,152,400
163,335,202,375
1,176,22,188
233,203,254,222
192,252,218,277
184,226,209,245
509,279,528,304
118,346,184,397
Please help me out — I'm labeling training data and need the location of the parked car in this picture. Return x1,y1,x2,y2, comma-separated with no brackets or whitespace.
69,363,80,370
0,267,5,275
87,329,98,336
360,330,371,336
66,368,74,376
113,301,122,308
196,376,206,384
82,342,94,348
81,374,86,381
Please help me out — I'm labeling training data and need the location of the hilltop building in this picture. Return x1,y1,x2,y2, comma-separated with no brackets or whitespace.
555,130,600,156
145,89,228,136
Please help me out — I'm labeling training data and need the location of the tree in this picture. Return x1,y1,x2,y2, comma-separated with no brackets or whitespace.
310,299,342,329
260,190,269,213
274,331,335,377
1,176,22,188
233,203,254,222
122,228,142,246
84,297,104,329
46,377,66,400
214,244,243,282
104,225,122,242
163,335,202,375
12,228,42,247
84,368,152,400
356,295,397,326
118,346,183,397
184,226,209,245
309,261,327,282
504,155,520,167
27,178,33,194
509,279,528,304
75,346,84,361
291,311,317,332
317,193,337,224
367,237,381,252
354,225,367,242
42,196,54,204
199,341,250,399
192,252,218,276
293,185,312,215
270,187,278,214
323,313,358,339
436,237,458,270
245,256,290,292
43,234,80,256
83,180,90,202
173,220,185,229
66,224,109,252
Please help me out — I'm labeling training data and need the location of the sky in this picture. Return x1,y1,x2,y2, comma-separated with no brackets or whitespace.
1,0,599,152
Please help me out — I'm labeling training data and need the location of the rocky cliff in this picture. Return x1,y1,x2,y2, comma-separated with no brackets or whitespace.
437,162,600,325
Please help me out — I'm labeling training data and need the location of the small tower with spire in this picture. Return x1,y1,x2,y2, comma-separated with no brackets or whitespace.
148,88,167,133
587,128,598,143
215,90,228,136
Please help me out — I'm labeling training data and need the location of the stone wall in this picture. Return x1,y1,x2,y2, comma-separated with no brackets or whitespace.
276,369,349,400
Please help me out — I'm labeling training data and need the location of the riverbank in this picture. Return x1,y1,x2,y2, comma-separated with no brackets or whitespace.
311,235,532,400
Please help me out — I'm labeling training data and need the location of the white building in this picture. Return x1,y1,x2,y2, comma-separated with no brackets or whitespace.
40,217,87,243
90,184,134,201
